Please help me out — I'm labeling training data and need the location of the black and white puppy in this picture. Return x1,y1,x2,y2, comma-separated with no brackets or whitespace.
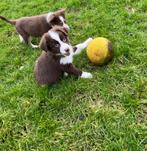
34,26,93,85
0,9,69,48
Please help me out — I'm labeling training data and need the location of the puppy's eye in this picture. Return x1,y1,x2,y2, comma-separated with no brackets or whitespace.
63,38,67,42
55,44,60,48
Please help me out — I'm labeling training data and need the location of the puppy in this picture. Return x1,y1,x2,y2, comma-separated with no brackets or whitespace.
34,26,93,85
0,9,69,48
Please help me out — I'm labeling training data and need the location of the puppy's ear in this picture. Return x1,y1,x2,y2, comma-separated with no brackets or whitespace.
48,9,66,22
48,13,56,23
56,27,68,36
39,34,49,52
54,8,66,17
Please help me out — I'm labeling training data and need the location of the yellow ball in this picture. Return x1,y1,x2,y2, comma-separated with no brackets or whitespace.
87,37,113,65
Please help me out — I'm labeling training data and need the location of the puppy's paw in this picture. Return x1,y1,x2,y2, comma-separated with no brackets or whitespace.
31,44,39,49
86,37,93,44
81,72,93,78
30,42,39,49
19,35,25,43
64,72,68,77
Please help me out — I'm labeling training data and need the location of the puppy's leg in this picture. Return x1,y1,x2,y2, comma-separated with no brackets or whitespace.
18,34,25,43
19,33,29,44
80,72,93,78
29,37,39,49
61,64,93,78
64,72,68,77
16,27,29,44
73,38,93,55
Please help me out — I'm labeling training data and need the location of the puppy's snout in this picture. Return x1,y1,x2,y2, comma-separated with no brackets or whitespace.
63,28,68,33
65,48,69,53
64,48,70,56
63,25,70,32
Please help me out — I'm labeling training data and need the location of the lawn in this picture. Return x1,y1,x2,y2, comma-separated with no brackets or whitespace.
0,0,147,150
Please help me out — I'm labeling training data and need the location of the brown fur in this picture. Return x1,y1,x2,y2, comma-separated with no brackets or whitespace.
0,9,66,44
34,51,82,85
34,26,82,85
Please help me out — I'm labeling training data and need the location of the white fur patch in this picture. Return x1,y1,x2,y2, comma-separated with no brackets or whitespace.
59,16,70,30
28,37,39,48
46,12,53,23
30,43,39,48
64,72,68,77
19,34,25,43
81,72,93,78
60,55,73,64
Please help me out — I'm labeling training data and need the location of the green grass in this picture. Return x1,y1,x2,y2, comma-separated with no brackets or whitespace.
0,0,147,150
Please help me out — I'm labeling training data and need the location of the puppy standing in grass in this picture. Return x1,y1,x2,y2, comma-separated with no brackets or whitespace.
0,9,69,48
34,26,93,85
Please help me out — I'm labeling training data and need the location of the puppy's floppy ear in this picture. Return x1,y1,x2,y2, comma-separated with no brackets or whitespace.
39,34,49,52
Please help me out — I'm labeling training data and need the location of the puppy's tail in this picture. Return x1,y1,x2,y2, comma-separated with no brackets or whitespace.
0,16,16,25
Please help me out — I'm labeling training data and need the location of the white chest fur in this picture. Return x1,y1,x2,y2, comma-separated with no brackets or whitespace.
60,55,73,64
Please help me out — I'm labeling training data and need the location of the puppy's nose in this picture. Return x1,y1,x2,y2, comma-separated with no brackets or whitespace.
65,48,69,53
64,48,70,56
64,27,70,33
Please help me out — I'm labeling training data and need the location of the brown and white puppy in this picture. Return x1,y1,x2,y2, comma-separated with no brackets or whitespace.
34,26,93,85
0,9,69,48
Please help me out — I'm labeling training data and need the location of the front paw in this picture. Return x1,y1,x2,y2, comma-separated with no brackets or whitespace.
86,37,93,45
64,72,68,77
31,44,39,49
81,72,93,78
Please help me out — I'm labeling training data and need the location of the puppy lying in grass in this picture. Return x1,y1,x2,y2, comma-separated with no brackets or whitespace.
0,9,69,48
34,26,93,85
